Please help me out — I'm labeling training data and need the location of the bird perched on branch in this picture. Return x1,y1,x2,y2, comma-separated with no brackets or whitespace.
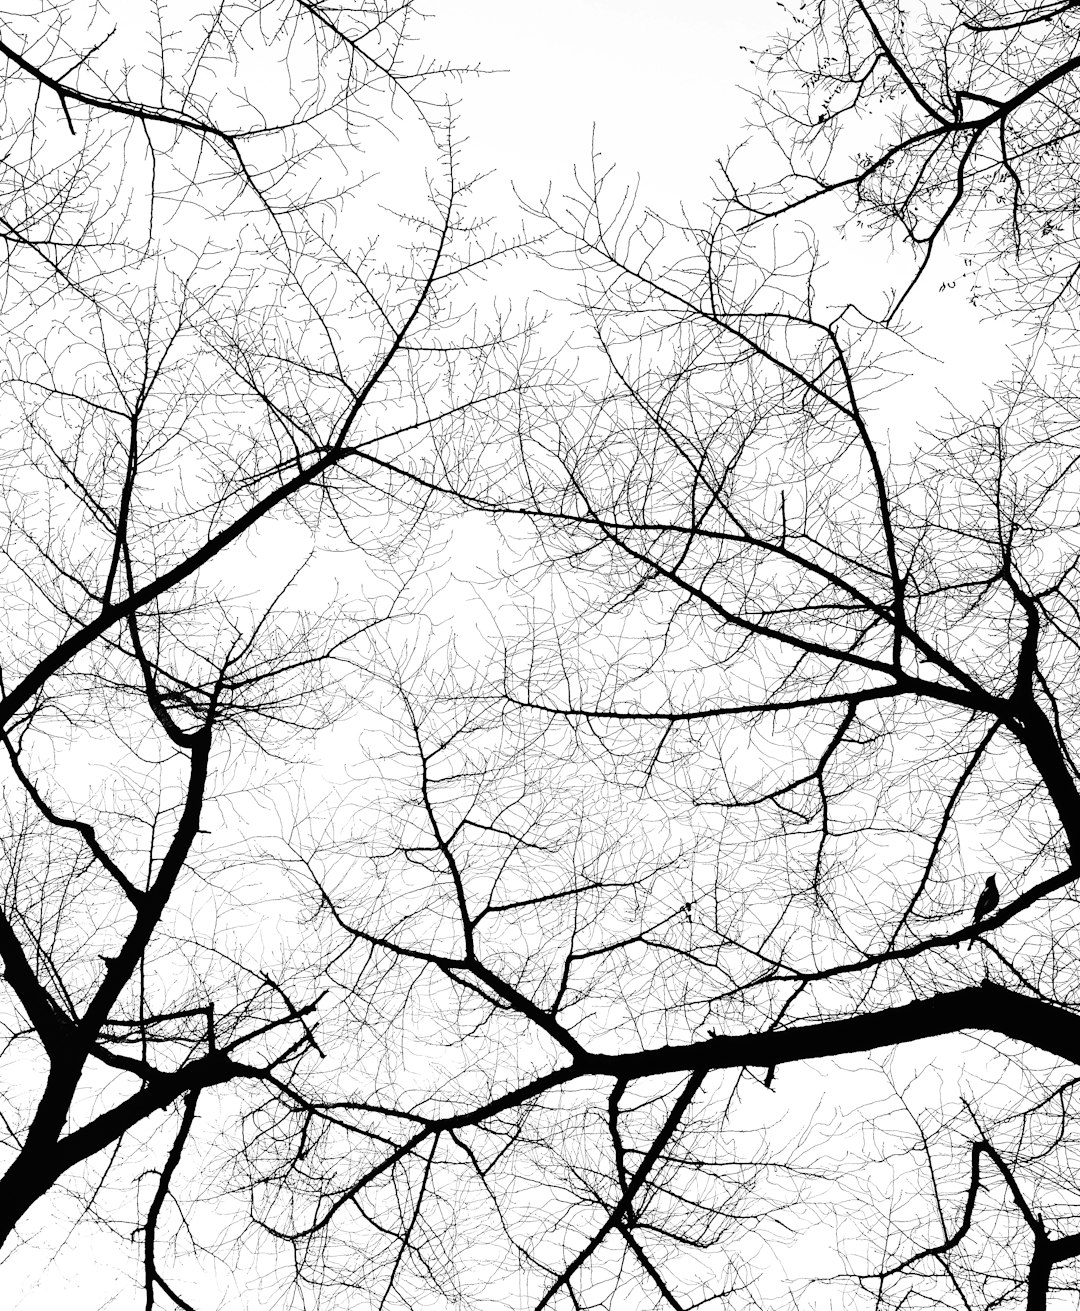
966,874,999,950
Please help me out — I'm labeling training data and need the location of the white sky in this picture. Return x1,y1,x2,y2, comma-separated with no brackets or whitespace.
425,1,778,209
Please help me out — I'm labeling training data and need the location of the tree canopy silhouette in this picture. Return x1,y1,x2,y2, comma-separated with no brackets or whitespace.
5,4,1080,1311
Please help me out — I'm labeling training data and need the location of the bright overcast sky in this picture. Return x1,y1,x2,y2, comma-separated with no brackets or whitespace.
425,1,778,209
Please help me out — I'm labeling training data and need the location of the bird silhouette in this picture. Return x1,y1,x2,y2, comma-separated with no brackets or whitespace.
966,874,999,950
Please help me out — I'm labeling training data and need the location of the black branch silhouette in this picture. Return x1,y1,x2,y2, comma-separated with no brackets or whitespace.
7,3,1080,1311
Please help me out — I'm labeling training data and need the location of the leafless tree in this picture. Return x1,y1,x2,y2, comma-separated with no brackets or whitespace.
221,15,1080,1306
726,0,1080,316
0,2,531,1305
12,4,1080,1311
